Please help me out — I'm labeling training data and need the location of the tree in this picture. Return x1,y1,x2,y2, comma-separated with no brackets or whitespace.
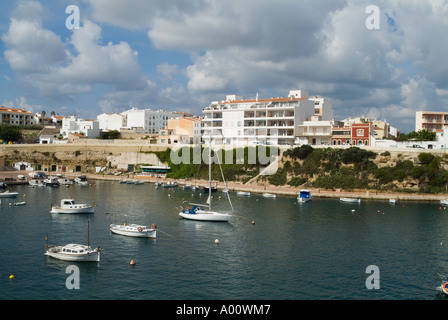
0,124,22,142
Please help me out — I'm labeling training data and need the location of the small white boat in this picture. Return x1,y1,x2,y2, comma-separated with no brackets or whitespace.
9,201,26,206
44,176,60,187
45,221,100,262
58,178,73,185
191,185,199,191
237,191,251,197
110,223,157,238
340,197,361,203
298,189,313,203
29,179,45,187
389,199,397,204
441,200,448,206
183,184,191,189
163,181,178,188
75,175,89,186
221,188,229,193
262,193,276,198
0,190,18,198
50,199,95,214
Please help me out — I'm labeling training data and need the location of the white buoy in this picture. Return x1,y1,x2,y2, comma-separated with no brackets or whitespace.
215,239,220,244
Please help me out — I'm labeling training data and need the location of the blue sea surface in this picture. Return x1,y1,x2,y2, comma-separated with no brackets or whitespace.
1,181,448,300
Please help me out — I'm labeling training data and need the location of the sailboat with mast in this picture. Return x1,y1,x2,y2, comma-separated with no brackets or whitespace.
179,133,233,222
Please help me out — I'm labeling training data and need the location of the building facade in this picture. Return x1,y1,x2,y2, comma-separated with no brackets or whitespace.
331,122,373,146
121,108,175,133
0,107,34,126
97,113,127,131
60,116,100,139
202,90,333,146
415,111,448,133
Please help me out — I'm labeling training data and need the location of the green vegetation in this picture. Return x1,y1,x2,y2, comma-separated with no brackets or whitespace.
0,124,22,142
140,144,447,194
282,145,448,193
397,129,436,141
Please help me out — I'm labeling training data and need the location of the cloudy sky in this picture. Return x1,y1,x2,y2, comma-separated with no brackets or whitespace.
0,0,447,132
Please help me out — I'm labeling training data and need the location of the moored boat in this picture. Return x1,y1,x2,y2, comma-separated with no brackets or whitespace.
163,181,178,188
0,190,18,198
441,200,448,206
262,193,276,198
45,244,101,262
298,189,313,203
340,197,361,203
237,191,251,197
44,176,60,187
29,179,45,187
50,199,95,214
110,223,157,238
75,175,89,185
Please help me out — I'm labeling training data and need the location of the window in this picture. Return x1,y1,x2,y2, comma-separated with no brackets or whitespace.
356,129,364,136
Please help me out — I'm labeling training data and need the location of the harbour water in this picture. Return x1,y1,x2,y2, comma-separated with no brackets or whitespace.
1,181,448,300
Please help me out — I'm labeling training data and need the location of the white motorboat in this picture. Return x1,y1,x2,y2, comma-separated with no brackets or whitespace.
237,191,251,197
441,200,448,206
389,199,397,204
110,223,157,238
29,179,45,187
75,175,89,185
340,197,361,204
298,189,313,203
44,222,100,262
163,181,178,188
0,190,18,198
44,176,60,187
179,132,233,222
58,178,73,185
262,193,276,198
50,199,95,214
9,201,26,206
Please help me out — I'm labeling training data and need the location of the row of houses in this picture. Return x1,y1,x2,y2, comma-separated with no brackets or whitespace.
2,90,448,148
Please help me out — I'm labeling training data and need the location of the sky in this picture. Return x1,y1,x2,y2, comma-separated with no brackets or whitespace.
0,0,447,133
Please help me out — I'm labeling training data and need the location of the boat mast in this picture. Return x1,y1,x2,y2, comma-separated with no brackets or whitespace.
208,131,212,211
87,220,90,248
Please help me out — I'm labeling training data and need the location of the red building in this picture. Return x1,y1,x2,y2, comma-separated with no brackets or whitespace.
331,122,372,146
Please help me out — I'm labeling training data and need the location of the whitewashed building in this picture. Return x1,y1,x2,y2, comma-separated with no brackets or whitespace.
121,108,176,133
60,116,100,139
97,113,126,131
202,90,333,146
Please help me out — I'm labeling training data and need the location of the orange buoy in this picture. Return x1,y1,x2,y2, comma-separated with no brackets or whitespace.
130,260,135,266
251,220,255,225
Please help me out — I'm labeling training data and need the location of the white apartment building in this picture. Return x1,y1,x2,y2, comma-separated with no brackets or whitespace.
121,108,175,133
202,90,333,146
0,107,35,126
296,120,333,145
60,116,100,139
415,111,448,133
97,113,126,131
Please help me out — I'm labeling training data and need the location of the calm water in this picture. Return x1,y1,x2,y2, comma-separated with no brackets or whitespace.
1,181,448,300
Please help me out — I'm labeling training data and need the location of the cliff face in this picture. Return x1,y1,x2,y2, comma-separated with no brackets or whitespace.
264,146,448,193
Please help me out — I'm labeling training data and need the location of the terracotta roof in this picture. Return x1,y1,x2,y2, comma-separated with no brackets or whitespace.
0,107,34,115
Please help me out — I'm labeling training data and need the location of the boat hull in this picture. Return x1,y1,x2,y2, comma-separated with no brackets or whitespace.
262,193,276,198
0,192,18,198
110,225,156,238
50,206,95,214
179,210,232,222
